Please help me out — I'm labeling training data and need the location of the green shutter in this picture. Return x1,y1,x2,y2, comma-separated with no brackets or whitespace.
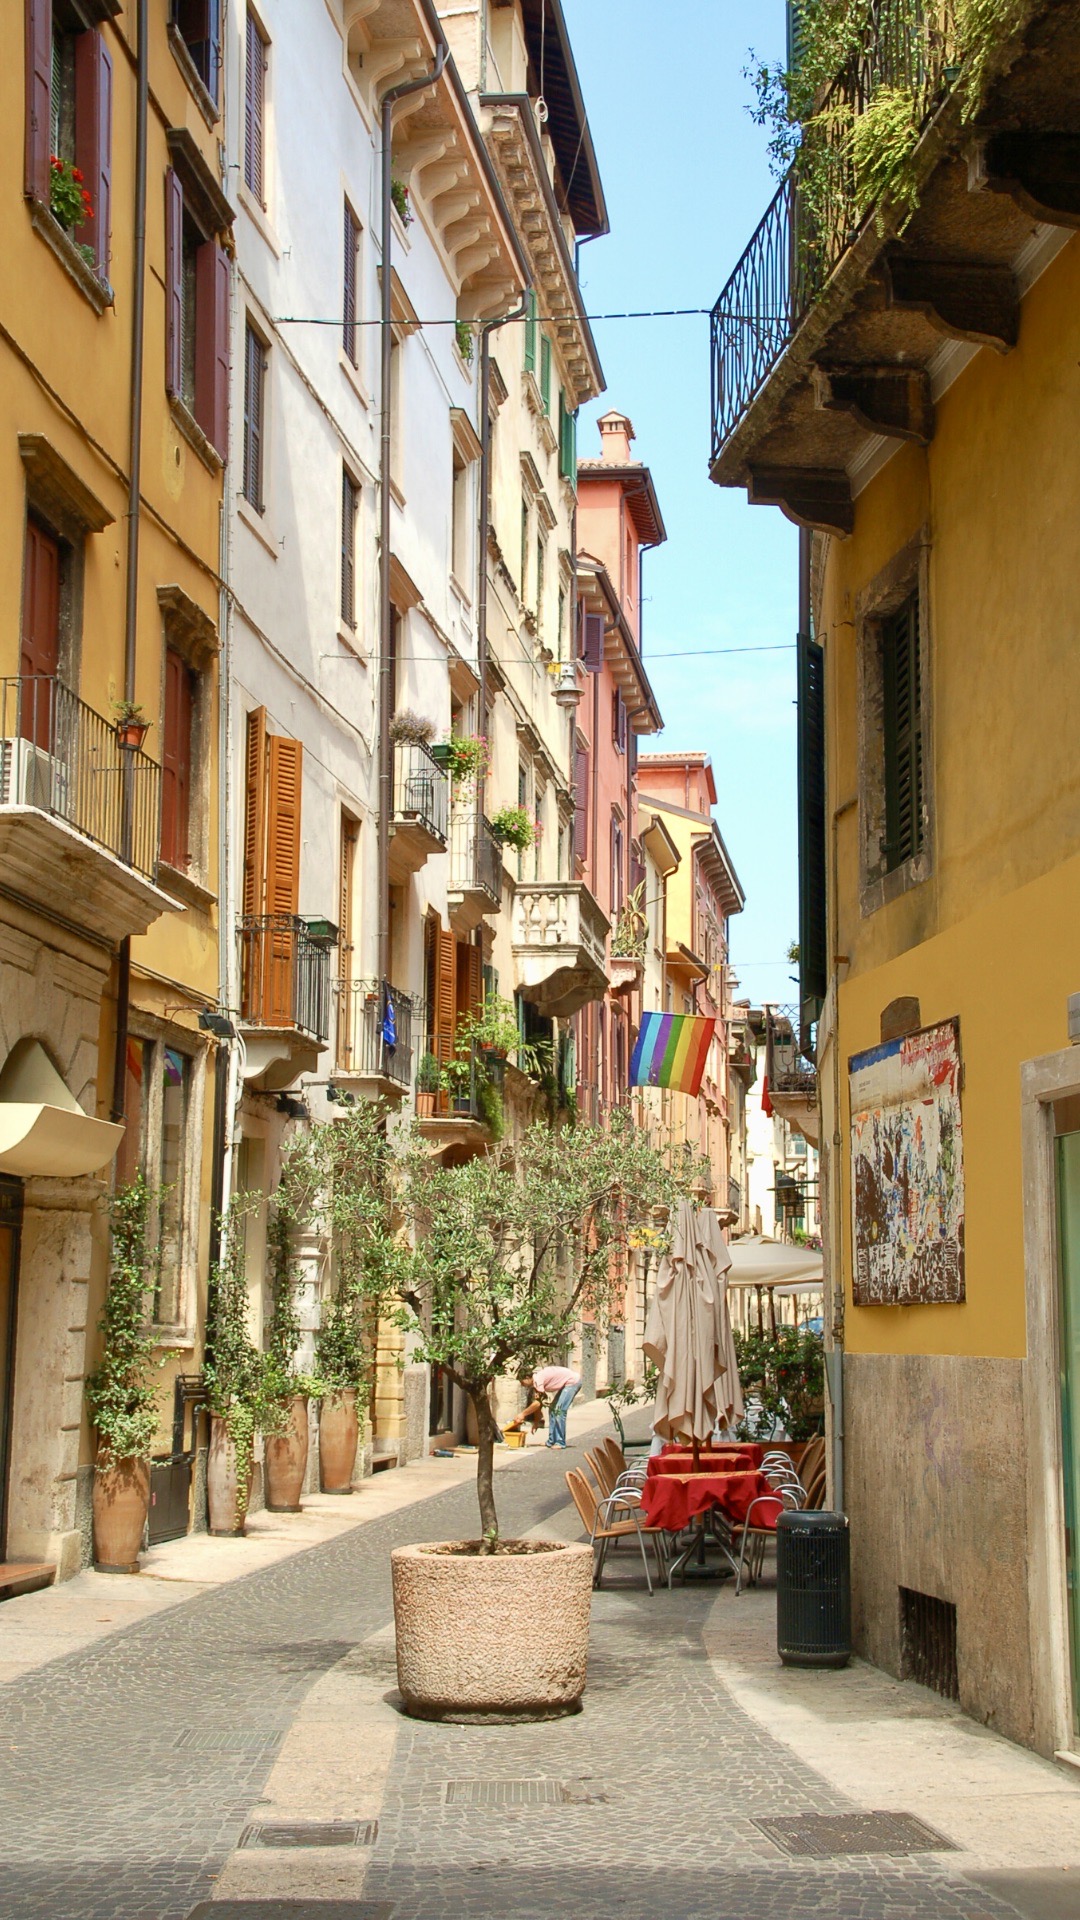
524,289,537,373
882,594,923,871
559,394,578,485
540,333,552,414
797,631,827,1022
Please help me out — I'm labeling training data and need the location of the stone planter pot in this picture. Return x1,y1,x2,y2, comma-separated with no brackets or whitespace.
319,1389,358,1494
264,1395,309,1513
92,1458,150,1573
207,1415,253,1536
391,1539,593,1723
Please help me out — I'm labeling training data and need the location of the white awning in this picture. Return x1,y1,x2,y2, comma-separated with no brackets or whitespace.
0,1040,123,1177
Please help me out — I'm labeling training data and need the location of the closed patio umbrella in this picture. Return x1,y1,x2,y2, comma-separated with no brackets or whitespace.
696,1207,744,1430
644,1200,732,1445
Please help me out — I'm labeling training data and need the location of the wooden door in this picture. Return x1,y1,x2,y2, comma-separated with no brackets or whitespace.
20,520,60,747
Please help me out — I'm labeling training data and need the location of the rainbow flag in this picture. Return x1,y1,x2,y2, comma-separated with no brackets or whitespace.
630,1013,715,1097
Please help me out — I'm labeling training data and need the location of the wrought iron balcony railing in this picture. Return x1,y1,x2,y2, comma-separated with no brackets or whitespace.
336,978,414,1089
239,915,334,1042
449,811,502,904
393,740,448,844
416,1031,484,1123
711,0,960,460
0,674,160,877
765,1004,817,1098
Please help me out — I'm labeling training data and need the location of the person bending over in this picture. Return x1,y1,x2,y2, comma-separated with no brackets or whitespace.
506,1365,582,1449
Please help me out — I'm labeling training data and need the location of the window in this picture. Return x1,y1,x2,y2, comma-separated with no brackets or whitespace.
452,445,470,588
338,812,359,988
517,760,530,882
610,814,624,915
536,533,545,624
162,645,195,868
558,586,566,662
540,333,552,416
389,335,404,491
612,688,627,753
116,1036,195,1329
165,169,230,457
559,391,577,485
520,493,530,599
242,321,267,510
25,3,113,278
242,706,302,921
524,288,537,373
882,594,924,872
173,0,221,105
244,9,267,204
574,740,589,871
533,779,544,881
341,468,359,627
343,199,361,365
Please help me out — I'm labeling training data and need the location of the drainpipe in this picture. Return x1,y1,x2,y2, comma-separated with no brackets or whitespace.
110,0,148,1125
377,28,447,991
477,292,529,813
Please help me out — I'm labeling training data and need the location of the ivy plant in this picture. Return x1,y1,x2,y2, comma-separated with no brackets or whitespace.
204,1192,265,1517
85,1176,167,1470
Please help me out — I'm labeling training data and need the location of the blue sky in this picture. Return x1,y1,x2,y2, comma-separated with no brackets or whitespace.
563,0,799,1012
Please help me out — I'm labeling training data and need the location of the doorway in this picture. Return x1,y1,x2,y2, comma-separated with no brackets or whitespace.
1056,1126,1080,1738
0,1180,24,1562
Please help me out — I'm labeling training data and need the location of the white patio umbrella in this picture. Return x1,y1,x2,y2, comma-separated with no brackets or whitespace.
697,1207,744,1429
644,1200,739,1444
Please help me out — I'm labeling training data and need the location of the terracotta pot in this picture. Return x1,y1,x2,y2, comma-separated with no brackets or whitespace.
92,1457,150,1573
392,1540,593,1722
264,1394,309,1512
416,1091,436,1118
319,1389,358,1493
207,1414,253,1536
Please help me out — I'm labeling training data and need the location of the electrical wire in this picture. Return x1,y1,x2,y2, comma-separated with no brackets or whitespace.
270,306,714,328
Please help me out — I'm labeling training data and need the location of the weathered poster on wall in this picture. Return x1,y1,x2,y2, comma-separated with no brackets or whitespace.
849,1019,965,1306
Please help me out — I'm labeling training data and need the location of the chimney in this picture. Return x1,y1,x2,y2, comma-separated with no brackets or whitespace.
598,410,635,465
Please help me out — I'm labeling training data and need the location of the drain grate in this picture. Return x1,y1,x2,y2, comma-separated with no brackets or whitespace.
174,1728,284,1755
185,1904,393,1919
240,1821,377,1849
446,1779,569,1808
755,1812,956,1858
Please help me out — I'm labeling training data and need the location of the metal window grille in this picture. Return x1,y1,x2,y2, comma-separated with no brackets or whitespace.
900,1586,958,1701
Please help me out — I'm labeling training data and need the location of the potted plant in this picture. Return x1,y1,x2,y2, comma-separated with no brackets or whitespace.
84,1177,166,1572
390,1111,682,1722
416,1052,440,1119
489,805,535,851
391,177,412,227
204,1194,264,1536
389,710,436,748
260,1202,325,1512
455,319,475,364
439,1050,475,1116
112,700,151,751
431,734,488,788
49,153,97,268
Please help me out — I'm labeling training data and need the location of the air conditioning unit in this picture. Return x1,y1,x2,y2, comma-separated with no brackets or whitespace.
0,736,71,817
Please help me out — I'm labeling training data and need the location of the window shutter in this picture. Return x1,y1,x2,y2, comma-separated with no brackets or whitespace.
540,333,551,415
524,289,537,373
242,705,268,916
883,595,923,872
343,201,357,362
165,169,184,398
74,28,111,274
245,10,264,203
435,928,456,1067
176,0,220,102
243,324,265,510
338,815,357,980
25,0,52,203
341,469,356,627
193,241,230,459
574,742,589,866
21,519,61,683
266,734,302,918
465,942,483,1017
583,611,604,673
796,631,827,1014
162,646,193,868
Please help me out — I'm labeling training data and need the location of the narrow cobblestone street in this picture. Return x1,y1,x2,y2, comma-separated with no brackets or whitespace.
2,1418,1078,1920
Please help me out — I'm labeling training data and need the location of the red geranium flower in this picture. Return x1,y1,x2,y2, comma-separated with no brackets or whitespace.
72,167,84,183
51,155,62,170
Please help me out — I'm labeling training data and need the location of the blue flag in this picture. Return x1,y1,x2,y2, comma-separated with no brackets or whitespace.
382,992,397,1053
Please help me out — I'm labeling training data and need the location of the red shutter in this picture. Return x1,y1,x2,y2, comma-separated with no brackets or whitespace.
165,169,184,398
25,0,52,203
75,28,112,274
21,519,60,749
195,240,229,458
161,646,193,868
583,612,604,673
574,742,589,867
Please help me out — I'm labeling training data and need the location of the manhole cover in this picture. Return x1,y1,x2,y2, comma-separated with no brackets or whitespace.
240,1822,377,1849
446,1780,569,1808
754,1812,956,1858
185,1906,393,1919
174,1729,284,1755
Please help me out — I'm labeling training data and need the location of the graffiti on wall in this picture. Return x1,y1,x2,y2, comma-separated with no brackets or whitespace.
849,1019,965,1306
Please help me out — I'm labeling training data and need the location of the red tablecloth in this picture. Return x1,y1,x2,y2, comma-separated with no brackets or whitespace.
639,1469,781,1533
649,1446,763,1476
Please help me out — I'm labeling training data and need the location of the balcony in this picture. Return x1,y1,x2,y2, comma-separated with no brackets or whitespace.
765,1005,819,1147
709,0,1072,529
388,742,448,883
335,979,415,1096
0,675,177,942
238,915,335,1089
447,812,502,934
414,1033,491,1155
513,881,610,1018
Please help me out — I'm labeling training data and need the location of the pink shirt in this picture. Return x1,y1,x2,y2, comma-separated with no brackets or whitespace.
532,1367,581,1395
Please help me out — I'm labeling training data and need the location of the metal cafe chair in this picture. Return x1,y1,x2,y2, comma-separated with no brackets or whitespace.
565,1469,668,1595
734,1484,802,1595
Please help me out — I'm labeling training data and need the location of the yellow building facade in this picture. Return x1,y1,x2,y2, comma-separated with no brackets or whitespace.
1,3,226,1580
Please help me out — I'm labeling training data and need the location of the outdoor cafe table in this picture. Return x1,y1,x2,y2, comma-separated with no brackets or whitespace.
650,1443,765,1475
639,1468,780,1536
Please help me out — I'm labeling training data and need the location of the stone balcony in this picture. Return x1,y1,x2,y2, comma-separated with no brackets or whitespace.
512,881,610,1019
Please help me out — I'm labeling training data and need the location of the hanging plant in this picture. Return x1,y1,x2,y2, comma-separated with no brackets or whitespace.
489,805,535,851
85,1177,167,1469
612,881,649,961
455,319,475,364
435,734,489,788
391,178,413,227
389,709,436,747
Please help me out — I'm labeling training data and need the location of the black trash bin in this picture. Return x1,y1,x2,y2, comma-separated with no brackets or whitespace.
776,1509,851,1668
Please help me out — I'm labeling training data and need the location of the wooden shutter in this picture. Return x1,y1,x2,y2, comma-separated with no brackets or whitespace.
21,519,60,749
74,28,111,273
242,705,268,916
583,611,604,673
162,646,193,869
796,631,827,1013
176,0,220,102
435,929,456,1070
524,289,537,372
456,941,482,1024
540,333,552,415
574,741,589,867
883,595,923,871
343,201,357,363
244,10,264,203
338,814,357,983
165,169,184,398
243,324,264,509
25,0,52,202
266,734,302,917
195,240,229,458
